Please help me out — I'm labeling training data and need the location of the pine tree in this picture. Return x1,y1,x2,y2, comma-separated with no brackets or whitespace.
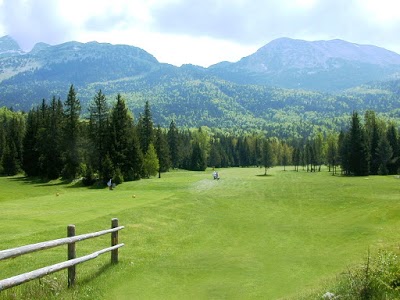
109,94,133,178
305,140,315,172
313,132,324,172
292,146,301,172
22,108,40,176
1,110,25,176
281,142,292,171
62,85,82,179
237,137,250,167
190,142,207,171
155,125,171,178
364,110,380,175
208,139,222,168
7,115,25,174
339,130,351,175
326,133,339,175
167,120,181,169
88,89,110,175
36,97,64,179
124,128,143,181
262,139,274,175
349,111,369,176
138,100,154,155
376,134,393,175
386,124,399,174
1,141,19,175
0,119,5,173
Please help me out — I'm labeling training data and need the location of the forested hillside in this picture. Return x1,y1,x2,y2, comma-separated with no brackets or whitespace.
1,35,400,138
1,91,399,183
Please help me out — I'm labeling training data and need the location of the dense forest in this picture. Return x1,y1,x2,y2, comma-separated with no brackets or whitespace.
0,85,399,185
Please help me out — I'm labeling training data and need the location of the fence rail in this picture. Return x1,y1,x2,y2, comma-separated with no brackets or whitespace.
0,218,124,291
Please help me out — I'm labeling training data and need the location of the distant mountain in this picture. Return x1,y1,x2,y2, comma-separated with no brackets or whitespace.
210,37,400,91
0,35,400,134
0,36,163,109
30,42,51,54
0,35,24,57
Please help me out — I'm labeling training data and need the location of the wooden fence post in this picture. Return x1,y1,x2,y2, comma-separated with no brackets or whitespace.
67,225,76,287
111,218,119,264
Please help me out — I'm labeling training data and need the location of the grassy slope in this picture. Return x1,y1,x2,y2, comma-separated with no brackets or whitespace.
1,168,400,299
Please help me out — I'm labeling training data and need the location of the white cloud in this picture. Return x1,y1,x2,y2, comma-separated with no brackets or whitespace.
1,0,400,66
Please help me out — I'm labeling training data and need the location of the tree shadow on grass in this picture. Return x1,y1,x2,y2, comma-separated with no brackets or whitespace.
7,176,84,188
7,176,108,190
256,174,273,177
7,176,68,186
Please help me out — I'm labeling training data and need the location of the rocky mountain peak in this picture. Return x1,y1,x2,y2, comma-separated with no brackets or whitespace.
0,35,24,57
243,38,400,70
30,42,52,54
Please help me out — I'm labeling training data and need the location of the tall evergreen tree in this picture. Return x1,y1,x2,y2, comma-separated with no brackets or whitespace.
292,146,301,172
376,134,393,175
7,115,25,174
155,125,171,178
305,140,315,172
386,123,400,174
109,94,133,179
281,142,292,171
0,118,5,173
262,139,274,175
62,85,82,179
125,128,143,181
88,89,110,175
1,140,19,175
237,137,250,167
208,139,222,168
364,110,380,175
326,133,339,175
138,100,154,155
349,111,369,176
22,108,40,176
180,130,193,169
313,132,324,172
167,120,181,169
190,142,207,171
37,97,64,179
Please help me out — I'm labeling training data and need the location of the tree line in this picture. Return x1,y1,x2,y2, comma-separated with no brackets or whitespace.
0,86,399,184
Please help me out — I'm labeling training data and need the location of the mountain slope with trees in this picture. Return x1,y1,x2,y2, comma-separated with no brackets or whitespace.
0,35,400,137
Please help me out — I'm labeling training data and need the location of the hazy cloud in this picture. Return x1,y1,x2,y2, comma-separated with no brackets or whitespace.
0,0,400,66
151,0,400,48
0,0,71,50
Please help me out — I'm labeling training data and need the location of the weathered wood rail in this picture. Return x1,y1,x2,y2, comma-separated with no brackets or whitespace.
0,218,124,291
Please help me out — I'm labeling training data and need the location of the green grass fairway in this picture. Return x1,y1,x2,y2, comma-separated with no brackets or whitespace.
1,167,400,299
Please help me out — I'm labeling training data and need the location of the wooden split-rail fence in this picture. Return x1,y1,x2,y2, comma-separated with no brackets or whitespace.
0,218,124,291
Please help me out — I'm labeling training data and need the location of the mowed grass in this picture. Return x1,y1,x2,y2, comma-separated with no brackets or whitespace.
1,167,400,299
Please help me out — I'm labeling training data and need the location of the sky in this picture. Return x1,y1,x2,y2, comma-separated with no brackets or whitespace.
0,0,400,67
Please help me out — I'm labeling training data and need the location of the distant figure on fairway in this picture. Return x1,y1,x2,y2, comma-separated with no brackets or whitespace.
107,179,112,190
213,171,220,180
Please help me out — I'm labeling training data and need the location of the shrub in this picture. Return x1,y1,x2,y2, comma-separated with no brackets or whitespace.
113,168,124,185
331,250,400,299
82,165,97,186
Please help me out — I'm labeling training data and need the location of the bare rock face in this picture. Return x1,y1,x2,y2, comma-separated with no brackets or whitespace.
210,37,400,91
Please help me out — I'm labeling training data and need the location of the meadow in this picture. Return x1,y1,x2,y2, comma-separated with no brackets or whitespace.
1,167,400,299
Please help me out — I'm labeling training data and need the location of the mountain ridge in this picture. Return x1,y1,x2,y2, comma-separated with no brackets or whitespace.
0,35,399,135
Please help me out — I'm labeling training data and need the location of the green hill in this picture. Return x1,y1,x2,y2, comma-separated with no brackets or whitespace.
1,35,400,135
